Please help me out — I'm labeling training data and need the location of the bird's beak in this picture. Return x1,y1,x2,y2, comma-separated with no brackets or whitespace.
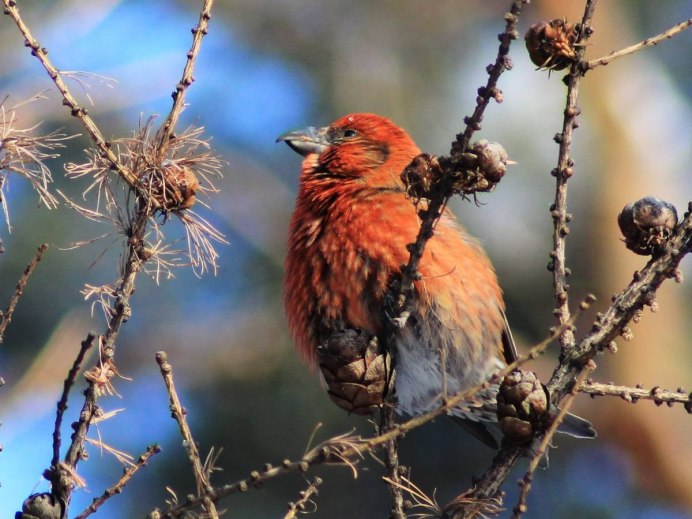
276,126,329,157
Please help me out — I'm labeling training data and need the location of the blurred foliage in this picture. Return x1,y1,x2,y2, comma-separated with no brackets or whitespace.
0,1,690,518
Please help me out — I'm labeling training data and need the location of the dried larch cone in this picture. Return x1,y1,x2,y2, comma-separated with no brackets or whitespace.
402,141,510,202
496,370,550,445
138,161,200,211
618,196,678,256
468,139,509,184
317,329,392,415
525,19,577,71
401,153,441,202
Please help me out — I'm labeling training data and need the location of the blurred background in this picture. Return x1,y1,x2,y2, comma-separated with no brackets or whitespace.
0,1,690,517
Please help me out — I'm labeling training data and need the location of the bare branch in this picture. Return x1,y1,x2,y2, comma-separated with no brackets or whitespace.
585,18,692,71
74,444,162,519
380,404,406,519
51,334,96,468
580,380,692,411
283,477,322,519
0,243,47,342
549,0,599,351
385,0,527,329
376,12,529,515
40,210,149,508
443,3,603,516
157,0,215,156
156,351,219,519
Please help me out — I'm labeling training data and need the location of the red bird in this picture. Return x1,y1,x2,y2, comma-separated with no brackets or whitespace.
279,113,594,447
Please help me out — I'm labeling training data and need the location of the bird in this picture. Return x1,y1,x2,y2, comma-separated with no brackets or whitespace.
278,113,595,448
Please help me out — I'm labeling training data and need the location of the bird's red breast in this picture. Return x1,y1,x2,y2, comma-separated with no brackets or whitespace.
282,114,505,381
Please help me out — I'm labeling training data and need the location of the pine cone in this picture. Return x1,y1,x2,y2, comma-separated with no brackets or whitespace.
496,370,550,444
318,329,393,416
401,153,442,202
470,139,509,184
525,19,577,71
618,196,678,256
402,142,511,202
138,162,199,211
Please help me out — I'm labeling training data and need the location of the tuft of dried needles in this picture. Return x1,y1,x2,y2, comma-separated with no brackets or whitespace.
65,115,227,275
0,94,74,229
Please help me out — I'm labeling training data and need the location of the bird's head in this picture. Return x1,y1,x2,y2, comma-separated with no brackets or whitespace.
277,113,420,188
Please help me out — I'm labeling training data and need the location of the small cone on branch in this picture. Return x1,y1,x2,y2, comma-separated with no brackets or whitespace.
401,141,510,203
138,162,200,211
617,196,678,256
496,370,550,445
525,19,577,71
318,329,393,416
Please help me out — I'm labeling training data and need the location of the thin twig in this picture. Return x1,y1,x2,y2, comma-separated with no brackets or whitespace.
74,444,162,519
1,0,138,188
455,1,527,151
0,243,47,342
284,477,323,519
579,380,692,411
380,404,406,519
549,0,599,352
157,0,214,156
513,367,593,519
584,18,692,71
52,334,96,468
156,351,219,519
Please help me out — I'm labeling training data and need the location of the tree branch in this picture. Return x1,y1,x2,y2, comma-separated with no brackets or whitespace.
1,0,139,188
386,0,527,327
157,0,214,156
51,334,96,469
380,404,406,519
513,366,594,518
283,477,322,519
579,380,692,411
156,351,219,519
152,316,581,517
584,18,692,71
0,243,47,342
549,0,599,351
73,444,162,519
548,207,691,401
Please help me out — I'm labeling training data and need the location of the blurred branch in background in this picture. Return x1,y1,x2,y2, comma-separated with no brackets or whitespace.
0,243,46,341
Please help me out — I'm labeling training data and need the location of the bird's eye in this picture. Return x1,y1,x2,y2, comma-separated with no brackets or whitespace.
343,129,358,138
